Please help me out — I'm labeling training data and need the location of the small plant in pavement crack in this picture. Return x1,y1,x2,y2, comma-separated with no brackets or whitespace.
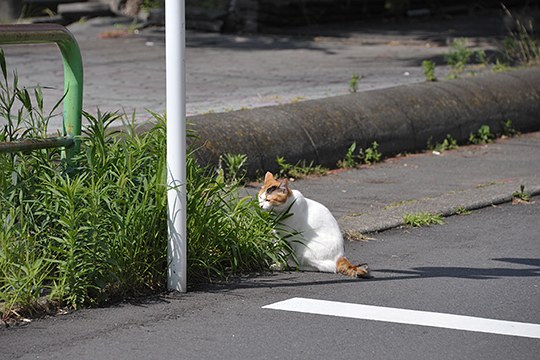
469,125,494,144
349,73,361,93
337,142,362,169
403,212,445,228
512,184,531,204
422,60,437,81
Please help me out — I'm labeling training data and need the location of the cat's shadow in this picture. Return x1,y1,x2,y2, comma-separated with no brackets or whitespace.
189,258,540,293
370,257,540,281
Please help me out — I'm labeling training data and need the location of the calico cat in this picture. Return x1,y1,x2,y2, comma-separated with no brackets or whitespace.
258,172,370,278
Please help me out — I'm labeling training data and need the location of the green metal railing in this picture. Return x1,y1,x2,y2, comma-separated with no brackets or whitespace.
0,24,83,162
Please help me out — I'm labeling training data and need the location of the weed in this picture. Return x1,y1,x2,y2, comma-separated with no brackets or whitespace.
218,153,248,183
444,38,489,78
502,4,540,66
492,58,510,72
349,73,360,93
422,60,437,81
0,54,292,319
468,125,494,144
476,49,488,65
455,207,472,215
337,142,362,169
501,119,519,137
445,38,474,72
512,184,531,203
427,134,458,153
403,212,444,228
276,156,327,179
363,141,382,165
337,141,382,168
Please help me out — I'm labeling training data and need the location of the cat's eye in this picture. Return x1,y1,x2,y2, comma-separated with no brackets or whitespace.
266,186,278,194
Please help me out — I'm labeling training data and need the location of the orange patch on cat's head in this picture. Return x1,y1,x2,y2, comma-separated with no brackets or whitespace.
258,172,292,210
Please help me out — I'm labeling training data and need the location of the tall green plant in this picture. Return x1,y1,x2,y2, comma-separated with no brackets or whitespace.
502,4,540,66
0,56,292,320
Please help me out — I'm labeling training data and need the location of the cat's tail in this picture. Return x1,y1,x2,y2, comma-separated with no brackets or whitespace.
336,256,370,278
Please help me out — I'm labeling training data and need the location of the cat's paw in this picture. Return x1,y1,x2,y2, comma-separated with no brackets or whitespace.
356,263,372,278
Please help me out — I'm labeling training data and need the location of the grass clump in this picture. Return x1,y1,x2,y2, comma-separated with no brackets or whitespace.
276,156,327,179
0,53,292,320
502,4,540,66
403,212,445,228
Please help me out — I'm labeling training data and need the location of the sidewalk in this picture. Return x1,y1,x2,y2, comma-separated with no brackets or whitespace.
285,131,540,234
1,10,505,130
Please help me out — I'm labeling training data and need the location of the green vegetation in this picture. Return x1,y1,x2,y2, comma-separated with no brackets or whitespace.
501,119,520,137
492,58,510,73
455,207,472,215
337,141,383,169
502,4,540,66
349,73,360,93
337,142,362,169
276,156,328,179
0,57,293,320
512,185,531,203
218,153,248,184
422,60,437,82
434,6,540,78
445,39,475,71
141,0,164,10
403,212,445,228
468,125,494,144
363,141,382,165
427,134,458,153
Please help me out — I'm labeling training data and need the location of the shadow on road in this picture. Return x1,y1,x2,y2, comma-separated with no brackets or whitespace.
374,258,540,281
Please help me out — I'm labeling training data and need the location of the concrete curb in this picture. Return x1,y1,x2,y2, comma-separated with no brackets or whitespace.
188,67,540,176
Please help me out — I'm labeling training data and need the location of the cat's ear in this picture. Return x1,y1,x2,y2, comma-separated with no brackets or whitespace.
279,178,289,192
264,172,275,183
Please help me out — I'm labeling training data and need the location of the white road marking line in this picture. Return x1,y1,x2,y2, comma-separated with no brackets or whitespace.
262,297,540,339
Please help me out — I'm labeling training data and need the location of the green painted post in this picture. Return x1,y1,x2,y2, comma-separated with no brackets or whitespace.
0,24,83,162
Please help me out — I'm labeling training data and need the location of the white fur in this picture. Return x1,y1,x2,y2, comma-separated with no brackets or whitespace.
259,189,344,273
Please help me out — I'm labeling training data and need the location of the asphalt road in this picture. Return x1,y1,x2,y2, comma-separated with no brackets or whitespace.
2,199,539,360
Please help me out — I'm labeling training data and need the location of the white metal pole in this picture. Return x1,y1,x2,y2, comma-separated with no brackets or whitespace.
166,0,187,292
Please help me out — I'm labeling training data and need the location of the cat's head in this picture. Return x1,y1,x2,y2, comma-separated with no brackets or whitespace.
258,172,292,211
